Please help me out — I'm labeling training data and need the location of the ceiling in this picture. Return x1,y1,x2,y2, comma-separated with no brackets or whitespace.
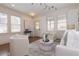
2,3,79,17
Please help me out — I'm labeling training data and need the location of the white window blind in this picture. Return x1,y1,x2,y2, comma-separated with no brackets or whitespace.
0,13,7,33
47,20,54,31
11,16,21,32
58,15,67,30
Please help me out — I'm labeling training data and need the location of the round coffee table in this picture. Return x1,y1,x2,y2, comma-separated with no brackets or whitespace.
39,39,55,51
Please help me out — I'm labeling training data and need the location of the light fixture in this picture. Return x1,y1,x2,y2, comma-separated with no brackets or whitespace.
31,3,57,10
11,4,15,7
29,12,36,17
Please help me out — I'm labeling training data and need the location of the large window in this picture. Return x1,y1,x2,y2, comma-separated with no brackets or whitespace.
0,13,7,33
11,16,21,32
58,15,67,30
47,20,54,31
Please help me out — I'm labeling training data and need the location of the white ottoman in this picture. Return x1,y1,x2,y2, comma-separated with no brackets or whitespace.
10,34,29,56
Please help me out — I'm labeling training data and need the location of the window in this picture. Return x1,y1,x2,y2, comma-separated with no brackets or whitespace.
11,16,21,32
58,15,67,30
0,13,7,33
35,22,40,30
47,20,54,31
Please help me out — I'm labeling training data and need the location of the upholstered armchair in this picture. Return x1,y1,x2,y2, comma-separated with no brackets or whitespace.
10,34,29,56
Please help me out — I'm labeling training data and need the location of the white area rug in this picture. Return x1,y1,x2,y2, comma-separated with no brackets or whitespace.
29,40,55,56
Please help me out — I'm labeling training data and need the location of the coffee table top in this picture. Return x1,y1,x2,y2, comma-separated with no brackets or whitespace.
38,39,56,51
39,39,53,44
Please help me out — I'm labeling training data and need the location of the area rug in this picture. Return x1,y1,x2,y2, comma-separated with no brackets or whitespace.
29,39,55,56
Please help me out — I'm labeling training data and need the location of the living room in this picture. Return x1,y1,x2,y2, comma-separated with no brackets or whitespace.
0,3,79,56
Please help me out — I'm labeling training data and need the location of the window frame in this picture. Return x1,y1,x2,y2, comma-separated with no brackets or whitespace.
47,18,54,31
0,13,8,33
11,16,21,33
57,15,67,30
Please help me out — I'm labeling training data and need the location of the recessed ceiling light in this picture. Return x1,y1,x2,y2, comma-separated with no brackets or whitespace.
29,12,36,16
11,4,15,7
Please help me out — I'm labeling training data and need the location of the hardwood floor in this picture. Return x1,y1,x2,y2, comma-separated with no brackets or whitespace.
0,36,41,56
29,36,42,43
0,43,9,56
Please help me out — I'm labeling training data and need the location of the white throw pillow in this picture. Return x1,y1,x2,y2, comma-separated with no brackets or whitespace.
67,30,76,48
67,31,79,49
72,31,79,49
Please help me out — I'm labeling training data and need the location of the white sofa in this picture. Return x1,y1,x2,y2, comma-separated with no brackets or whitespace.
60,30,79,48
56,30,79,56
55,45,79,56
10,34,29,56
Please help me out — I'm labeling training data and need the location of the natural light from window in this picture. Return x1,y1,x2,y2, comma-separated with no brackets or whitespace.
0,13,7,33
58,15,67,30
35,22,40,30
47,20,54,31
11,16,21,32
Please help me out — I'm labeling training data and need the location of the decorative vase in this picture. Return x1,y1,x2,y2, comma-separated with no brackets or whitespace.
43,33,49,42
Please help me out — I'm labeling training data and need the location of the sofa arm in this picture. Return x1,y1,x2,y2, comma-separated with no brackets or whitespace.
55,45,79,56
